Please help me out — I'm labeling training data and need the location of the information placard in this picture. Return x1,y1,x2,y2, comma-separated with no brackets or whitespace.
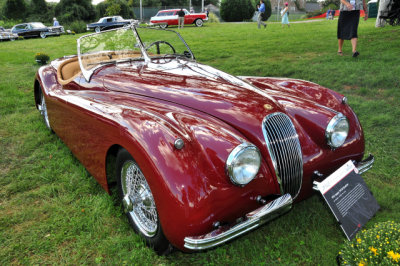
314,161,380,240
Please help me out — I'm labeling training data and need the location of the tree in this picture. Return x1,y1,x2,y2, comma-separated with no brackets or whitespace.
29,0,50,21
2,0,27,20
105,0,122,16
220,0,254,22
96,0,134,18
321,0,340,10
55,0,96,23
31,0,47,15
192,0,220,6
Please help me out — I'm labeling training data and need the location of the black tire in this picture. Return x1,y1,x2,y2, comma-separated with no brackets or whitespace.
95,26,101,33
159,24,168,29
195,19,203,27
40,31,47,39
38,86,52,131
116,148,172,255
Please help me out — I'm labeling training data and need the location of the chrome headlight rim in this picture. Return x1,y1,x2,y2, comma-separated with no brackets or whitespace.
226,143,261,186
325,113,349,149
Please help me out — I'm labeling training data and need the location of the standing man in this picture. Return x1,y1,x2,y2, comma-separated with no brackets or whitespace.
257,0,267,29
177,9,185,29
53,17,60,27
337,0,368,57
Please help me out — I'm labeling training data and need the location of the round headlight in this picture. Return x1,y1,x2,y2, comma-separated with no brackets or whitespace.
226,143,261,186
325,113,349,149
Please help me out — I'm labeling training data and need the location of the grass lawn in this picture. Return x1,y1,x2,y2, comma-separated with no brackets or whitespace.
0,19,399,264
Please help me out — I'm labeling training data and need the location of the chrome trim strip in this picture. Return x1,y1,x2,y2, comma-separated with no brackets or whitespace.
313,155,374,191
183,194,292,250
262,113,303,198
356,154,374,175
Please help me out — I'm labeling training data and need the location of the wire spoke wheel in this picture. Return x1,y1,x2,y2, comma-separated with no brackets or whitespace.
39,92,51,130
121,160,158,237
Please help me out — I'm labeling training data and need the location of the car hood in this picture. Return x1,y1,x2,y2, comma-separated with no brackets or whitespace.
100,60,338,146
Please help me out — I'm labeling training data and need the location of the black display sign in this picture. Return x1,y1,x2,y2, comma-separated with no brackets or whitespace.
314,161,380,240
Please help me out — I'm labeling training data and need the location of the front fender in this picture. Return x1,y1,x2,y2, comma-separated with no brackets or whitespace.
113,100,278,250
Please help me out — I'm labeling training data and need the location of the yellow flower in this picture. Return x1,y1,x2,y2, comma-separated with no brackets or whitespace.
357,238,362,244
387,251,400,262
369,246,378,256
376,235,380,239
358,261,366,266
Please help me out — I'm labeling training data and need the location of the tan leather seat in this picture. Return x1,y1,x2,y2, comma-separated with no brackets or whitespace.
57,57,82,85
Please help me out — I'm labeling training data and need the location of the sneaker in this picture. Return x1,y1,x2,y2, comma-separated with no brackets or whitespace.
352,51,360,58
264,24,267,29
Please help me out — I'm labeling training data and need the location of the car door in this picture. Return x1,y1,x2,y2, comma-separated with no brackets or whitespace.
184,10,195,24
48,71,112,179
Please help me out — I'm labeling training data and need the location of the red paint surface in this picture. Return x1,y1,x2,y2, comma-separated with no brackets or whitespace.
35,57,365,250
150,9,207,26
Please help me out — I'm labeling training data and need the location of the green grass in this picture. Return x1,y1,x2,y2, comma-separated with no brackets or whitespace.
1,20,399,265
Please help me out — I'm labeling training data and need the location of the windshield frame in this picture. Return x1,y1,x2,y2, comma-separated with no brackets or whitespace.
77,24,195,82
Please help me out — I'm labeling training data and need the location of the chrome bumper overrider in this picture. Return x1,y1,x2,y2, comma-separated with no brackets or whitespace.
356,154,374,175
183,194,292,250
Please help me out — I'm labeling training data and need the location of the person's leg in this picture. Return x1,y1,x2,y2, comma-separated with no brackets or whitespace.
351,38,358,53
338,39,344,55
257,14,261,29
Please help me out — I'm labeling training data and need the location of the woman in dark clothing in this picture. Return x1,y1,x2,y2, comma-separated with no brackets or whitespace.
337,0,368,57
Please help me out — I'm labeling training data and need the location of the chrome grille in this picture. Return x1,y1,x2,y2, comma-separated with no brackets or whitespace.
262,113,303,198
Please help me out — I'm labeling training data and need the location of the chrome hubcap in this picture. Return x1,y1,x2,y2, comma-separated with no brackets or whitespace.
121,161,158,237
40,94,50,129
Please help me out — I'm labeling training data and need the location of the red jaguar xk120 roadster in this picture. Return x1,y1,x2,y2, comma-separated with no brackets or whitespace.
34,24,374,254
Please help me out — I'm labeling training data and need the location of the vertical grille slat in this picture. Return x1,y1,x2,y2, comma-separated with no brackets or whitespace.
262,113,303,198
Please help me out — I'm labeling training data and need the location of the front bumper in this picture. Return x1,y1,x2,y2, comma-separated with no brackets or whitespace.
183,155,374,251
355,154,374,174
184,194,293,250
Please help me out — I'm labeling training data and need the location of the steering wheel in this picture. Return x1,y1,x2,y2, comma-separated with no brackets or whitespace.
145,41,176,55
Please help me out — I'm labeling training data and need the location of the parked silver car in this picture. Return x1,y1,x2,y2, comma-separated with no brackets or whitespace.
0,27,18,41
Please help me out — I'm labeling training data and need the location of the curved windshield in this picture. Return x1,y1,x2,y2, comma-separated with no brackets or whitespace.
136,27,194,61
78,28,142,80
78,26,194,81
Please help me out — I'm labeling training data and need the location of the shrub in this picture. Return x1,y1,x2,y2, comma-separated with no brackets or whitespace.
339,221,400,265
220,0,255,22
35,53,50,65
64,20,87,34
0,19,22,29
207,12,220,23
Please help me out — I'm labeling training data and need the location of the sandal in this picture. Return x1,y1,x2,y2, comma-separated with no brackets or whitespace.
337,51,343,56
352,51,360,58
